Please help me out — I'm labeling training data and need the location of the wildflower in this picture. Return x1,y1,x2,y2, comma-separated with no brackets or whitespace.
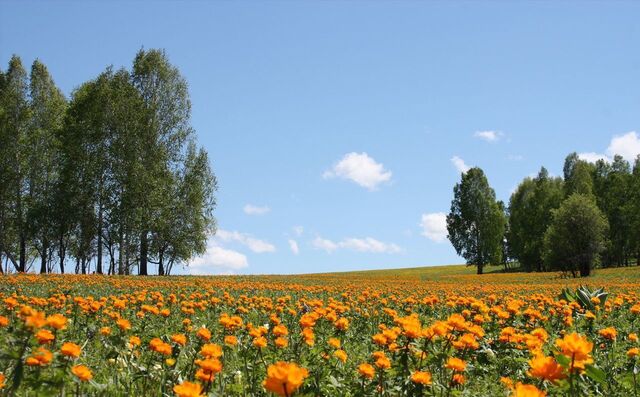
628,347,639,358
328,338,341,349
196,327,211,341
116,318,131,331
358,363,375,379
527,354,566,383
511,382,546,397
452,373,465,385
375,355,391,369
629,333,638,343
253,336,267,349
334,349,347,363
273,324,288,337
445,357,466,372
335,317,349,331
35,329,55,344
411,371,432,385
173,381,204,397
0,372,4,389
598,327,617,341
129,336,141,348
46,314,67,330
200,343,223,358
224,335,238,346
171,334,187,346
555,333,593,371
60,342,82,358
26,347,53,366
100,327,111,336
263,361,309,397
149,338,172,355
275,337,288,348
0,316,9,327
25,311,46,329
71,365,93,381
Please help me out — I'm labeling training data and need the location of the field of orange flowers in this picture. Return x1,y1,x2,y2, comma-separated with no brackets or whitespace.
0,266,639,396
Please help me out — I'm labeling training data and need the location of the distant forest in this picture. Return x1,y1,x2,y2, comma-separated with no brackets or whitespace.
447,152,640,277
0,49,217,275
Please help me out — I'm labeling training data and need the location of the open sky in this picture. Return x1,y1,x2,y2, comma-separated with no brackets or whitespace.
2,1,640,275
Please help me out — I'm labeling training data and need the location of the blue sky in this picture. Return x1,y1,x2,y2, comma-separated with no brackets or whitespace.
2,1,640,275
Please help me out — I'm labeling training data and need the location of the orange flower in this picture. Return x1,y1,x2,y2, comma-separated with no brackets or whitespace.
275,337,288,348
628,347,639,358
527,354,566,383
0,316,9,327
375,355,391,369
196,327,211,341
100,327,111,336
200,343,223,358
171,334,187,346
333,349,347,363
46,314,67,330
116,318,131,331
0,372,5,389
60,342,82,358
129,336,141,348
411,371,432,385
334,317,349,331
445,357,466,372
253,336,267,349
358,363,375,379
554,333,593,371
35,329,55,344
263,361,309,397
452,373,465,385
511,382,546,397
598,327,617,341
149,338,172,355
273,324,288,337
25,347,53,366
71,365,93,381
25,311,46,329
224,335,238,346
173,381,204,397
198,358,223,374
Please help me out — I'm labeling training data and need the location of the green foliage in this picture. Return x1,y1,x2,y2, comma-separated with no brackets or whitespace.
447,167,506,274
543,194,609,277
507,167,564,272
558,285,609,310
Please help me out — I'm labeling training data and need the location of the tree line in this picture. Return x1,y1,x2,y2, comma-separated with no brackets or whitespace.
0,49,217,275
447,153,640,277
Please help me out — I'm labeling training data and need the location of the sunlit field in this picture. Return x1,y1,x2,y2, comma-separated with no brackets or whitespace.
1,266,639,396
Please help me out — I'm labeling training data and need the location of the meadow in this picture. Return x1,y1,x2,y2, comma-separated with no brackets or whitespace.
0,265,639,396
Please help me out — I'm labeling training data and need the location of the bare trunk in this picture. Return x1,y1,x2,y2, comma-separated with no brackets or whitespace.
96,207,103,274
139,231,148,276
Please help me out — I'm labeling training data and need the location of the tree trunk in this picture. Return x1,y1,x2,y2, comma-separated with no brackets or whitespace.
58,235,65,274
580,260,591,277
477,263,484,275
96,207,103,274
39,238,48,274
19,234,26,272
158,249,164,276
118,232,124,275
139,231,148,275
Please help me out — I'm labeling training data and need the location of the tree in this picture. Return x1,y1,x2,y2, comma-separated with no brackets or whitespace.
447,167,506,274
0,56,31,272
564,159,594,197
543,194,609,277
507,167,564,272
26,60,66,273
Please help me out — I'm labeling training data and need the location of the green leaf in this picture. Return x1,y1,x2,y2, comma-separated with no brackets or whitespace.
585,364,607,385
555,354,570,368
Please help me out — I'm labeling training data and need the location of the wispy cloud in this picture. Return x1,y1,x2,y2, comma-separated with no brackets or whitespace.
312,236,401,254
216,230,276,253
474,130,503,142
243,204,270,215
450,156,470,173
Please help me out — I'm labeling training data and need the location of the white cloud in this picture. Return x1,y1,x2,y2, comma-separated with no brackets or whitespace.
216,229,276,253
293,226,304,236
420,212,448,243
576,132,640,164
606,131,640,162
578,152,609,163
188,241,248,275
243,204,270,215
312,237,339,253
474,130,503,142
451,156,470,173
288,239,299,255
313,236,402,254
323,152,392,190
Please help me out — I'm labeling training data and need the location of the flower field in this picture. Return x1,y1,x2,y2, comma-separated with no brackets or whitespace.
0,266,639,396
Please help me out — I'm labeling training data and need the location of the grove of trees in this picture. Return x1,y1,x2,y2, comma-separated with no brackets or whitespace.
0,49,217,275
447,152,640,277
